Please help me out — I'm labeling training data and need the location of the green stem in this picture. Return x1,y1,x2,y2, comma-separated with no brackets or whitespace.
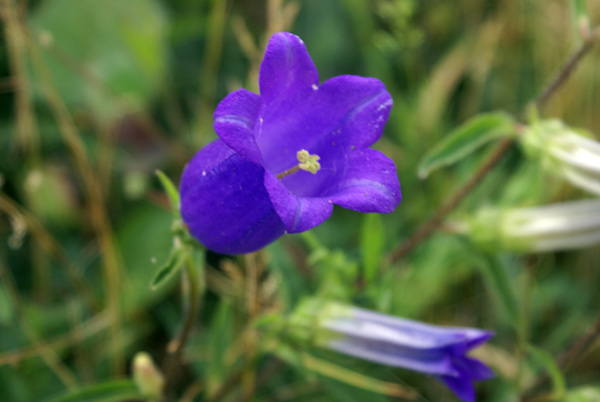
163,250,203,400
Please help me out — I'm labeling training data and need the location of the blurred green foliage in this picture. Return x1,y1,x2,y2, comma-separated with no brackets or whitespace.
1,0,600,401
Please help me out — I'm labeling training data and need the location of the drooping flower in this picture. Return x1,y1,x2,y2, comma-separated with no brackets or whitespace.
289,301,494,402
461,199,600,253
180,32,401,254
520,119,600,195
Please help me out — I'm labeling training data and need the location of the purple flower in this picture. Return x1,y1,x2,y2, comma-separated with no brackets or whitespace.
319,306,494,402
180,32,401,254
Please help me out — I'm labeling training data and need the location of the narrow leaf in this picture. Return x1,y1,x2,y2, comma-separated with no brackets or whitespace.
528,345,566,399
155,170,180,214
45,380,142,402
0,283,15,325
301,353,416,399
418,112,515,179
361,214,384,282
150,247,188,290
478,254,522,329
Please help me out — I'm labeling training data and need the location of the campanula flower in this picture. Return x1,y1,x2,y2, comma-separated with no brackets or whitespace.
461,199,600,253
180,32,401,254
520,119,600,195
290,301,494,402
322,307,494,402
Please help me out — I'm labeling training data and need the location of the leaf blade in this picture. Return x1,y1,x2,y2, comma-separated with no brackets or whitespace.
44,380,143,402
418,112,516,179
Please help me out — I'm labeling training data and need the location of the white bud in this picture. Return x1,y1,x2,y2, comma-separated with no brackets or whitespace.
464,199,600,253
520,120,600,196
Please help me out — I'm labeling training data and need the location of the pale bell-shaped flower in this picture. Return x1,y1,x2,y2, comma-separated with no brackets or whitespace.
463,199,600,253
519,119,600,196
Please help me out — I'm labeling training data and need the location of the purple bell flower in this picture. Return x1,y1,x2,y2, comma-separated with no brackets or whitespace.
180,32,401,254
319,306,494,402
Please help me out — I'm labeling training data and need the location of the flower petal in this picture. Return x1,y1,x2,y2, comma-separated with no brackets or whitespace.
259,32,319,106
258,75,393,180
327,337,454,376
263,171,333,233
180,139,285,254
438,373,476,402
326,148,401,213
213,88,264,166
452,356,495,382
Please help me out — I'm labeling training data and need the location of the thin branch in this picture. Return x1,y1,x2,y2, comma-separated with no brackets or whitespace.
557,315,600,370
535,29,600,110
387,138,513,264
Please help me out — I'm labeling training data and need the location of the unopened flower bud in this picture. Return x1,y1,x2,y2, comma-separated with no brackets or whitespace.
462,199,600,253
520,119,600,196
287,298,493,402
132,352,164,401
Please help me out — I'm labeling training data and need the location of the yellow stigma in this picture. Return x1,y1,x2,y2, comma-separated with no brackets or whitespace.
297,149,321,174
276,149,322,179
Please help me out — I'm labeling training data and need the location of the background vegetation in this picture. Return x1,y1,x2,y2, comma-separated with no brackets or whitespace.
1,0,600,401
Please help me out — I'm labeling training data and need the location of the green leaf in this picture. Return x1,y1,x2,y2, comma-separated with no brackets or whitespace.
155,170,180,214
44,380,143,402
528,345,566,399
418,112,515,179
360,214,384,282
0,283,14,325
477,253,522,330
206,301,234,395
29,0,168,122
150,247,188,290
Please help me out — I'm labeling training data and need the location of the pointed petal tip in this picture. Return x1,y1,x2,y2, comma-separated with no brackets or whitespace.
439,375,476,402
466,330,495,349
260,31,319,105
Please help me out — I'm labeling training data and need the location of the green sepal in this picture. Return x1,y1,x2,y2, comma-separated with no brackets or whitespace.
155,170,180,216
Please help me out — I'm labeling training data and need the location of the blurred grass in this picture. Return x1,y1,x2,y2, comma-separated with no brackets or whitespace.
1,0,600,401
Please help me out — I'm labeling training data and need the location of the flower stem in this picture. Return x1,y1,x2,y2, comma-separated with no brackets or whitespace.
386,27,600,265
162,252,202,400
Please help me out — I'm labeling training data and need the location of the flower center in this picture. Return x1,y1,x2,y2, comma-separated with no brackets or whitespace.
276,149,321,179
